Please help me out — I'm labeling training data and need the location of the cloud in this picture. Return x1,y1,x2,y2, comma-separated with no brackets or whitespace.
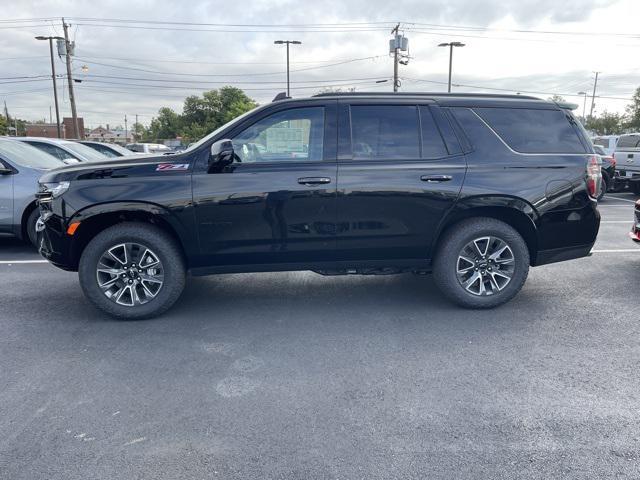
0,0,636,128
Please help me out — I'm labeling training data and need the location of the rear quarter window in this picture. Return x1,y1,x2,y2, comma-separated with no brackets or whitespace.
474,107,587,154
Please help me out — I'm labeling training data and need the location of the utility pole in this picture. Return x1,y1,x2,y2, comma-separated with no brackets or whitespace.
392,24,400,92
589,71,600,119
135,114,138,140
274,40,301,97
62,18,80,139
124,114,128,143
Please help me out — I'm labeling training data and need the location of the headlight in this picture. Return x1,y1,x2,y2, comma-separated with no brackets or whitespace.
42,181,70,198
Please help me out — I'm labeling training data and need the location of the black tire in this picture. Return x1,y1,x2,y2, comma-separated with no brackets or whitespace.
433,218,530,309
631,182,640,195
597,176,608,201
25,208,40,248
78,222,186,319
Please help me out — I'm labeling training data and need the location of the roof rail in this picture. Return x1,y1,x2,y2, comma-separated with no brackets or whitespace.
312,91,541,100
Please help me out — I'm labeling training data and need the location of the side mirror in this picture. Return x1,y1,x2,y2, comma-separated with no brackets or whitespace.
0,165,14,175
209,139,235,172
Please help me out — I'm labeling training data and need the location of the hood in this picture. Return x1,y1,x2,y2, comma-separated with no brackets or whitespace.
39,151,196,183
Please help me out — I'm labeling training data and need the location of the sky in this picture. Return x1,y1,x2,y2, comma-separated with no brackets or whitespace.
1,0,639,130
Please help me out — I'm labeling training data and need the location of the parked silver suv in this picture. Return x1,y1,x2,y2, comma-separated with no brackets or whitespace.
0,138,67,246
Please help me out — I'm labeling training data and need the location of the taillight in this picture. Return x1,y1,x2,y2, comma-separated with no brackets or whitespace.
586,155,601,199
610,155,616,167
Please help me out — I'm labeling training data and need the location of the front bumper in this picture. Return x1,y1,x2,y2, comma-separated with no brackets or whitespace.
36,210,77,271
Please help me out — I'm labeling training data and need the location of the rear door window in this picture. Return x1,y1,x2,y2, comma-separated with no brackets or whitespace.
474,107,587,154
350,105,419,159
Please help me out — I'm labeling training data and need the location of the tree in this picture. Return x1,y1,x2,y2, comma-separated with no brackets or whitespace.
0,116,7,136
585,111,626,135
625,87,640,131
547,94,566,103
145,87,257,143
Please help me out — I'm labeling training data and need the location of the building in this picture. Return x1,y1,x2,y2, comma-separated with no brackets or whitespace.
63,117,85,139
25,123,65,139
86,124,133,144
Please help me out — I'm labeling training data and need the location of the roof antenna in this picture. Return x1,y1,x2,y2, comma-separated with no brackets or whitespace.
272,92,290,102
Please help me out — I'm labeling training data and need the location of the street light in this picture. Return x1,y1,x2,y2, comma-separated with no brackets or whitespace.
274,40,301,97
577,91,588,121
438,41,466,93
35,35,64,138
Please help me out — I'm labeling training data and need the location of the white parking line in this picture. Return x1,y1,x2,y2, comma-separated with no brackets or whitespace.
592,249,640,253
0,259,48,264
604,197,637,204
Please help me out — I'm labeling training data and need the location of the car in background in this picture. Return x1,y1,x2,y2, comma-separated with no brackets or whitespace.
0,138,67,246
79,141,134,158
612,133,640,194
593,135,618,156
125,143,173,154
17,137,108,163
594,144,615,200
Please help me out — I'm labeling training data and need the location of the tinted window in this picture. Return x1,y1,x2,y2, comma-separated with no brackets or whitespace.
474,107,587,154
419,107,448,158
87,143,119,158
593,138,609,147
26,142,76,161
617,135,640,149
233,107,324,163
350,105,419,159
64,142,107,161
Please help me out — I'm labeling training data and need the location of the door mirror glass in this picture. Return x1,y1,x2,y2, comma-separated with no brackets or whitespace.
209,139,236,172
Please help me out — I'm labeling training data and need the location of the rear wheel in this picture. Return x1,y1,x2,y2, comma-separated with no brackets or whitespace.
78,223,186,319
433,218,530,309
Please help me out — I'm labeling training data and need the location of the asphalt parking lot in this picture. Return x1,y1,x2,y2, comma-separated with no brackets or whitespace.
1,192,640,480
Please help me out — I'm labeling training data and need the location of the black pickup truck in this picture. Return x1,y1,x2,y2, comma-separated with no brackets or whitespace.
37,92,601,319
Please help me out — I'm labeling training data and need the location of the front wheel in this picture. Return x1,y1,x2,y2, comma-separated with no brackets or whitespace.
433,218,530,309
78,223,186,319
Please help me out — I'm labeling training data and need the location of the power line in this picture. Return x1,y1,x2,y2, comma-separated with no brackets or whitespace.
78,74,387,85
74,55,385,77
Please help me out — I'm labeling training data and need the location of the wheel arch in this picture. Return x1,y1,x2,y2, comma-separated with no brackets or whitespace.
67,202,192,269
434,196,540,265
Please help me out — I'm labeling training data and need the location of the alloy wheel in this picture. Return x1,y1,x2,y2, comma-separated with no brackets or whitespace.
456,236,515,296
96,243,164,306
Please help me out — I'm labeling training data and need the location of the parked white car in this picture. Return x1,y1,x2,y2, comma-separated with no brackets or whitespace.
613,132,640,194
125,143,173,154
592,135,618,156
16,137,108,163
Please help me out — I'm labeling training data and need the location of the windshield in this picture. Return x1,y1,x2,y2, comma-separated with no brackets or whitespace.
185,105,263,152
63,142,109,162
0,139,63,169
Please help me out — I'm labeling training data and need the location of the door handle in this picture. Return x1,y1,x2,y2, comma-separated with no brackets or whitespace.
421,175,452,183
298,177,331,186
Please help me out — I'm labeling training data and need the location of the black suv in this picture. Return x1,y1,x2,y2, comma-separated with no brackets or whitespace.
37,93,601,319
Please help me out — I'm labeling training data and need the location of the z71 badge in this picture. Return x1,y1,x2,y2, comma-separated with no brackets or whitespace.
156,163,190,171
